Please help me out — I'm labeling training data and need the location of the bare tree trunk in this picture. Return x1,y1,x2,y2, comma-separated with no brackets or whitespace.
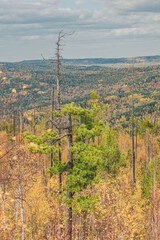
13,110,16,136
56,31,64,240
33,105,36,135
19,183,24,240
152,156,158,240
136,122,138,160
66,114,73,240
14,200,19,239
55,30,73,239
15,200,19,226
0,185,6,233
50,85,55,179
98,136,100,145
56,34,62,181
42,155,47,186
131,62,135,193
19,106,23,144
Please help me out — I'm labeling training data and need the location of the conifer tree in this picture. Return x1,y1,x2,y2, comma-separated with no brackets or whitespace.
26,98,104,239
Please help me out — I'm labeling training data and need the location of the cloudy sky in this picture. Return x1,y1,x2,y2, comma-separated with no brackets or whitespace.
1,0,160,61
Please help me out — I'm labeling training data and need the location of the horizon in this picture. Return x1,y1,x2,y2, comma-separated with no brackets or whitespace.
1,54,160,64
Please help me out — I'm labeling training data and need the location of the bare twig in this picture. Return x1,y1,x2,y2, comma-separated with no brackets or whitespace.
0,144,16,161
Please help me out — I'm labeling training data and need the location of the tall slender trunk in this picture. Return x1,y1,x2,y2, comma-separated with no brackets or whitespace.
19,183,24,240
33,105,36,135
55,30,73,239
136,122,138,160
14,200,19,239
153,157,157,240
66,114,73,240
42,155,47,186
0,185,6,232
15,200,19,226
50,85,55,179
19,106,23,144
131,62,135,193
56,33,62,190
56,33,62,239
13,111,16,136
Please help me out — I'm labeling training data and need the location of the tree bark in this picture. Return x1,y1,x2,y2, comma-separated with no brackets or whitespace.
33,105,36,135
50,85,55,179
19,183,24,240
131,62,135,193
56,32,62,240
136,122,138,161
19,106,23,144
13,111,16,136
66,114,73,240
0,185,6,233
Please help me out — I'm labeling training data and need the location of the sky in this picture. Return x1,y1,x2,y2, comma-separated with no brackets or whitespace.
1,0,160,62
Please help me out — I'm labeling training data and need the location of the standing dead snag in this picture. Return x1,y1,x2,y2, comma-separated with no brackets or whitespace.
0,185,6,233
19,96,23,144
55,30,74,239
55,30,74,113
55,30,74,191
42,30,74,239
56,31,66,239
131,61,135,193
50,85,55,178
56,31,62,114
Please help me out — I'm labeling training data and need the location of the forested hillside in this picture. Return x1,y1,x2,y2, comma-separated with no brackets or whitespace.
0,58,160,123
0,56,160,239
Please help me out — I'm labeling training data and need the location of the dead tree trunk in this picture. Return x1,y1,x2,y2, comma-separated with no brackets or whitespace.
131,62,135,193
13,110,16,136
56,31,63,240
0,185,6,233
136,121,138,161
56,31,62,193
33,105,36,135
50,85,55,179
66,113,73,240
19,182,24,240
55,30,73,239
19,105,23,144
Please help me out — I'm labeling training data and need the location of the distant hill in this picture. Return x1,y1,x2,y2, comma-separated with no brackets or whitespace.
1,55,160,69
21,55,160,65
0,55,160,124
62,55,160,65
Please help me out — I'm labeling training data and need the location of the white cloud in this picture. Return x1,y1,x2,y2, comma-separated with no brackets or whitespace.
93,0,160,13
75,1,85,7
0,0,160,61
21,35,40,40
